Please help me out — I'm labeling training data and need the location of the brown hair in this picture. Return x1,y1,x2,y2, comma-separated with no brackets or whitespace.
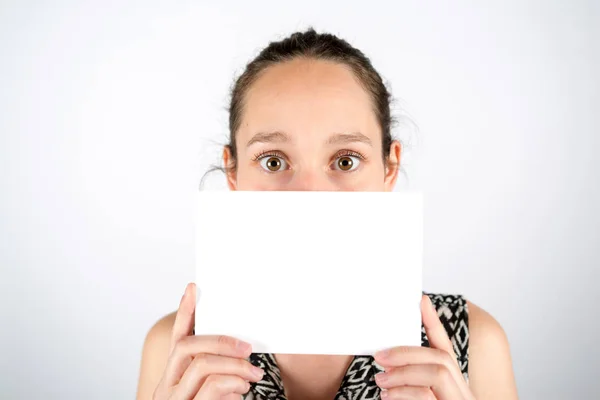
202,27,404,186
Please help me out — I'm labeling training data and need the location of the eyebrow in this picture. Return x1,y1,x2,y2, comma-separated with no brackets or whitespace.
326,132,372,146
245,130,373,147
246,131,291,147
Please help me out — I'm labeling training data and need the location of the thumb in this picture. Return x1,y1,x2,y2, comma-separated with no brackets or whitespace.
169,282,196,353
421,295,456,362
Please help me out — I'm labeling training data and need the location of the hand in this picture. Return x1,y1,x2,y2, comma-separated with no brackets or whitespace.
152,283,264,400
373,295,475,400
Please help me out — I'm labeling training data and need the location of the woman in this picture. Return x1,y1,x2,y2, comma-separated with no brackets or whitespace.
136,28,518,400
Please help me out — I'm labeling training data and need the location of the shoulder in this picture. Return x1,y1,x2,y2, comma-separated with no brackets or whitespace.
136,311,177,399
147,311,178,342
465,299,519,399
142,311,178,359
466,300,506,345
466,300,511,365
424,293,512,348
423,293,519,399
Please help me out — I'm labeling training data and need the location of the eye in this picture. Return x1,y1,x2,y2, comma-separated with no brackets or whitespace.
332,155,361,172
259,155,288,172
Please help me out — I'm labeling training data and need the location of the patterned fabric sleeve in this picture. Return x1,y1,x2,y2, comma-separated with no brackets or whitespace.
422,292,470,382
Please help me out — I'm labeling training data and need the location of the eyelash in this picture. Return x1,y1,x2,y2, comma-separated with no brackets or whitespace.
252,150,285,162
252,149,368,164
336,150,366,162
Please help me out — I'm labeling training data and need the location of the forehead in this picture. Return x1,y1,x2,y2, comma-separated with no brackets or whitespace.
237,58,381,144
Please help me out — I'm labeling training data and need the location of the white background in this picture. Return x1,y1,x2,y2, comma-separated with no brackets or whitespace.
1,1,598,399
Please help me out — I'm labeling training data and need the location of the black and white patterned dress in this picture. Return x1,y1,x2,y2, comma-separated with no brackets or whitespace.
244,293,469,400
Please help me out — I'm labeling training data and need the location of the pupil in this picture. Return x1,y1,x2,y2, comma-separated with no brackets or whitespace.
267,158,280,171
339,157,352,170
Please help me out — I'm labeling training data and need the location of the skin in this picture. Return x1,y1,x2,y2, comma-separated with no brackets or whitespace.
136,58,519,399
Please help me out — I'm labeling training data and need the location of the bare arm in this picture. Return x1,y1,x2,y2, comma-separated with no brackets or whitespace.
135,283,259,400
136,312,177,400
467,300,519,399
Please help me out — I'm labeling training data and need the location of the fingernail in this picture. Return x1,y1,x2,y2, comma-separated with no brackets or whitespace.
375,348,390,359
375,372,387,385
252,366,264,380
237,340,251,354
380,389,389,399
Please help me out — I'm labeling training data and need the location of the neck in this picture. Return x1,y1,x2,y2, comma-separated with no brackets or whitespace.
274,354,354,400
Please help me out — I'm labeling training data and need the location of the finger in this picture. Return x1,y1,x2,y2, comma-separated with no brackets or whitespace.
171,352,261,399
375,364,462,400
421,295,455,359
374,346,466,397
163,334,253,387
159,283,196,389
193,374,251,399
178,353,264,390
169,283,196,354
379,385,434,399
374,346,457,371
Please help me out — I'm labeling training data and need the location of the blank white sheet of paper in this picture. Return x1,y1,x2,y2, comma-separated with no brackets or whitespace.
194,191,423,355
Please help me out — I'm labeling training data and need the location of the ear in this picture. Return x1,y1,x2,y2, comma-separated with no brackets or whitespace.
383,140,401,192
222,146,238,191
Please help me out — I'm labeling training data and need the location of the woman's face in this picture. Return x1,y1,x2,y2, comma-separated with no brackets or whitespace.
224,58,401,191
